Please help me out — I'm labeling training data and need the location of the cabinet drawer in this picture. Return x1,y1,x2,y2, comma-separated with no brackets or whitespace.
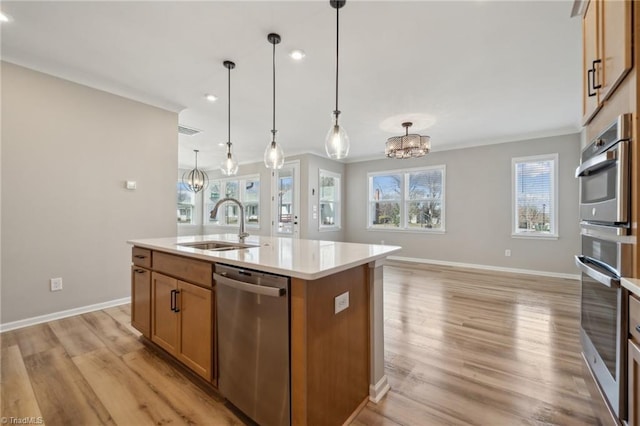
132,247,152,268
629,295,640,342
153,251,212,287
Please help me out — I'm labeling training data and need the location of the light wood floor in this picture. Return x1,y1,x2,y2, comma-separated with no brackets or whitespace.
1,264,600,425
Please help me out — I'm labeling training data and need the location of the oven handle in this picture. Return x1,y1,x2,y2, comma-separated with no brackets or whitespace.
575,150,617,178
574,255,619,288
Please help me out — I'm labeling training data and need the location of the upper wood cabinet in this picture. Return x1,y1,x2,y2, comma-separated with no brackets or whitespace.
582,0,633,124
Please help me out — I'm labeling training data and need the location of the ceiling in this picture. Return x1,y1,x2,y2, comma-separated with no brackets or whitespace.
1,1,581,170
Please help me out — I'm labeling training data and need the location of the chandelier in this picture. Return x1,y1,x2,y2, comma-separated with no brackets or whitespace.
385,122,431,159
182,149,208,193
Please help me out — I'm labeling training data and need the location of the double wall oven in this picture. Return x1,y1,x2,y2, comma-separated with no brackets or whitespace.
576,113,633,421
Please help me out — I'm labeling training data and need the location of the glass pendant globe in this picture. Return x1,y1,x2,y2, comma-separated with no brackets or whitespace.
220,154,239,176
325,122,350,160
264,140,285,169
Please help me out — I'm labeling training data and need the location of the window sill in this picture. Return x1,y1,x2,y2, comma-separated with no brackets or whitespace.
205,224,261,230
367,227,446,234
319,226,341,232
511,232,558,240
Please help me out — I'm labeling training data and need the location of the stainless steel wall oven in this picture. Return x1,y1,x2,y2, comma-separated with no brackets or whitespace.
576,113,633,422
577,114,631,233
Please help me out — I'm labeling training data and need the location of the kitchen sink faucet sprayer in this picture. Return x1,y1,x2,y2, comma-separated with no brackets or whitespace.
210,198,249,241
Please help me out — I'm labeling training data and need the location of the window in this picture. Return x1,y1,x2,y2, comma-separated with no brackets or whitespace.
177,182,195,224
319,170,341,230
204,175,260,228
368,166,445,232
512,154,558,238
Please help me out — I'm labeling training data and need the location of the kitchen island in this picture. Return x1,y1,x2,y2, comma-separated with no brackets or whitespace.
127,234,401,426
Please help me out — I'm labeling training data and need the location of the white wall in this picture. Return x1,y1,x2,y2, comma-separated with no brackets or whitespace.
344,133,581,275
304,153,345,241
1,62,177,324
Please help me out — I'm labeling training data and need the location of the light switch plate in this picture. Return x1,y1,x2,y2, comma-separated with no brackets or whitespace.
335,291,349,314
125,180,137,190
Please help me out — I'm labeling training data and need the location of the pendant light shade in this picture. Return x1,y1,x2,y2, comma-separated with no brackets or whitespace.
264,33,285,169
325,0,350,160
220,60,239,176
182,149,208,192
385,122,431,159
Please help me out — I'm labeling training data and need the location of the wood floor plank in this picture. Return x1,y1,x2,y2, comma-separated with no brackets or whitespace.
1,345,44,423
72,347,187,425
80,310,142,357
122,348,242,425
48,316,106,358
13,323,60,357
23,346,114,426
103,304,140,336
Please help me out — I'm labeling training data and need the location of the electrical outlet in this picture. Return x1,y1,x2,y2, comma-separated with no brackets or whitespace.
50,277,63,291
335,291,349,314
505,249,511,257
381,240,385,245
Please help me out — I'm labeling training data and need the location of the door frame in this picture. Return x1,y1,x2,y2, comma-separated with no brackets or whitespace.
271,160,301,238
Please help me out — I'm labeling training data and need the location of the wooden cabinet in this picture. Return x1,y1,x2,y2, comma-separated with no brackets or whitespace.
151,271,213,382
131,266,151,337
629,294,640,425
582,0,633,124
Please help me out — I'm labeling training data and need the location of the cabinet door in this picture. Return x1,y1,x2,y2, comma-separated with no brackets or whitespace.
582,0,600,123
600,0,632,101
177,280,212,381
630,339,640,426
131,266,151,338
151,272,179,355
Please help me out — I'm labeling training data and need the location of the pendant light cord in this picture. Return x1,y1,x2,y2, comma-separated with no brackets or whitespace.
272,39,276,140
227,64,232,155
335,6,340,115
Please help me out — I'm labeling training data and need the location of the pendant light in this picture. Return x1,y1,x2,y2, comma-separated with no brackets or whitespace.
264,33,285,169
385,122,431,159
325,0,350,160
182,149,208,192
220,60,239,176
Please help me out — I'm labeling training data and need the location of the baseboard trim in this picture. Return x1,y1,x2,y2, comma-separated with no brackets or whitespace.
0,297,131,333
369,375,391,404
388,256,580,281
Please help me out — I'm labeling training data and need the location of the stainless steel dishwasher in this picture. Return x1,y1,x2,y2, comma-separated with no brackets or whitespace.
214,263,290,426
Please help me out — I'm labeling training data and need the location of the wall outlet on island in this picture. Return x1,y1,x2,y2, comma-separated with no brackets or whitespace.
335,291,349,314
50,277,63,291
504,249,511,257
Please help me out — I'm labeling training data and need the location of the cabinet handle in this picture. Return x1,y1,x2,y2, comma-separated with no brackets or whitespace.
587,69,596,97
592,59,602,89
170,289,176,312
133,255,147,259
174,290,180,313
134,269,146,274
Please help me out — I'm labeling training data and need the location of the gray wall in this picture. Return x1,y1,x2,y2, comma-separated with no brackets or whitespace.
344,133,581,275
1,62,178,324
304,153,346,241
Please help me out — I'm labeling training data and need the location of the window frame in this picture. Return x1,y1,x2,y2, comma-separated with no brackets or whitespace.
511,153,559,239
203,174,261,229
177,181,197,226
318,169,341,231
367,165,446,233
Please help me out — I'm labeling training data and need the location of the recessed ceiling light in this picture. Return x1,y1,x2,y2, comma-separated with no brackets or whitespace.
0,11,13,23
218,142,225,147
289,50,306,61
205,94,218,102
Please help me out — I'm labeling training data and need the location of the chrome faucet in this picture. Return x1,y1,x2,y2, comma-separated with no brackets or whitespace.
210,197,249,241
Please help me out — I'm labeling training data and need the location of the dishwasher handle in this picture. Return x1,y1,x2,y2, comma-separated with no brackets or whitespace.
214,273,286,297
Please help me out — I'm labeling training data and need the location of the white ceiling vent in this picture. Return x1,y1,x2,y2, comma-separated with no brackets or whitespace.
178,125,202,136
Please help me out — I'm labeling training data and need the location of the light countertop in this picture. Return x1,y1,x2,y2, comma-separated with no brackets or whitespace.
127,234,402,280
622,277,640,297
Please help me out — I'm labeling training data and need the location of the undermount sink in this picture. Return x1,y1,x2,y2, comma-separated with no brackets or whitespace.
177,241,257,252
